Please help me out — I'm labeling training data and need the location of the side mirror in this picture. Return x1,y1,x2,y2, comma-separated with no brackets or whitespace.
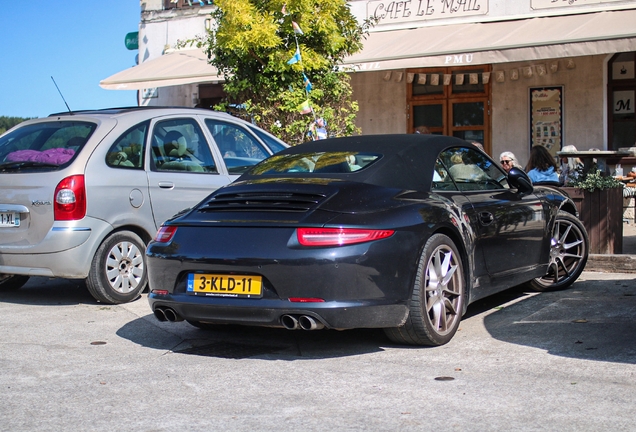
508,167,534,194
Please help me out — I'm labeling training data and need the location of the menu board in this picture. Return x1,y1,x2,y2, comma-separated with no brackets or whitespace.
530,86,563,157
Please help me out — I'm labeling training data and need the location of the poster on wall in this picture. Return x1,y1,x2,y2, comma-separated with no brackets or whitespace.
530,86,563,157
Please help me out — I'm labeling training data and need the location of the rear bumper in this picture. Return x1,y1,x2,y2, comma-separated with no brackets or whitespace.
148,293,409,329
0,218,113,279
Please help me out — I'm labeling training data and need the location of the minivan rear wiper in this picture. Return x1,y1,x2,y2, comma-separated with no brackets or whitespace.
0,161,60,171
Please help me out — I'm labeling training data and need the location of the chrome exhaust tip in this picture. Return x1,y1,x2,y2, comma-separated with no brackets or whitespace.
162,307,183,322
153,308,168,322
281,314,300,330
298,315,325,331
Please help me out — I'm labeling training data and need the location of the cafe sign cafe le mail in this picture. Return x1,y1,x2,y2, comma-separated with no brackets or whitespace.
367,0,486,25
366,0,627,26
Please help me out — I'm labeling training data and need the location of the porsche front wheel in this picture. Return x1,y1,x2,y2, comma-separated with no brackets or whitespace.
530,211,588,292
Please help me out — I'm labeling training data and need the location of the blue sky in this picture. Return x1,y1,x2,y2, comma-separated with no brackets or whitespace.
0,2,140,118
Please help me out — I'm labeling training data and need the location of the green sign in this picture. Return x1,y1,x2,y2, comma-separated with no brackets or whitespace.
125,32,139,50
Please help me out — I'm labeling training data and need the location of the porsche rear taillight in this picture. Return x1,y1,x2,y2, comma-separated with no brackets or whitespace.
154,225,178,243
297,228,394,246
54,175,86,221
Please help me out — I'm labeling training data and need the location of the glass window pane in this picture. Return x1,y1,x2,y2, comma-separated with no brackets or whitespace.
453,131,484,144
431,159,457,191
151,118,217,173
106,121,148,169
612,121,635,150
412,73,443,96
453,102,484,127
0,121,95,168
440,147,507,191
250,152,381,175
206,119,271,174
413,104,443,129
452,70,486,94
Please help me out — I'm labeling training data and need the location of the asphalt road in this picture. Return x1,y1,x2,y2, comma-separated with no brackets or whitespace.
1,271,635,431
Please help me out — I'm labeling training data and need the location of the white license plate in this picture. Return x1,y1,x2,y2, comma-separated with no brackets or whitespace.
0,212,19,227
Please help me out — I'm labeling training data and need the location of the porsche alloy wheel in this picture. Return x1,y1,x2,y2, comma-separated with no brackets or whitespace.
385,234,464,346
530,211,588,292
86,231,148,304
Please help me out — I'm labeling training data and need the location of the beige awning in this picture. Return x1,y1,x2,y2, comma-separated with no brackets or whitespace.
344,9,636,71
100,48,223,90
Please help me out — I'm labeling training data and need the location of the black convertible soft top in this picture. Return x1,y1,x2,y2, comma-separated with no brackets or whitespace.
239,134,477,191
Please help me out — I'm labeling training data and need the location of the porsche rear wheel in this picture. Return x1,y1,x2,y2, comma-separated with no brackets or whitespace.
385,234,464,346
530,211,588,292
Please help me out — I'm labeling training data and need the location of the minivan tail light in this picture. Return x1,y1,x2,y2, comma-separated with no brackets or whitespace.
297,228,394,246
54,175,86,221
154,225,178,243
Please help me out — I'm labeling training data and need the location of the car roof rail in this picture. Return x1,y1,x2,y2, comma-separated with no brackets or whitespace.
48,106,228,117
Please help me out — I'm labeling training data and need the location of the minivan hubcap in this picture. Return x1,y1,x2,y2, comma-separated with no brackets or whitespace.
106,241,144,293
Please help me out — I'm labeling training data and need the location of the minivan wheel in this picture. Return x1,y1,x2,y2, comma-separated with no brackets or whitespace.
86,231,147,304
0,274,30,291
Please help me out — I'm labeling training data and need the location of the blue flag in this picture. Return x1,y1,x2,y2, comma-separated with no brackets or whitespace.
287,48,301,65
303,73,312,92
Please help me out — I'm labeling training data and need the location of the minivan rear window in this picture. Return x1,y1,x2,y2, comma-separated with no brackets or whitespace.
0,121,96,170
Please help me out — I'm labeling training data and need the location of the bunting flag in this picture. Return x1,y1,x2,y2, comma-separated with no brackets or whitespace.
287,47,301,65
281,4,287,15
292,21,304,35
298,100,312,114
303,73,312,92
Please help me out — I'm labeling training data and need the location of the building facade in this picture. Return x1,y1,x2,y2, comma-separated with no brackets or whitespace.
101,0,636,165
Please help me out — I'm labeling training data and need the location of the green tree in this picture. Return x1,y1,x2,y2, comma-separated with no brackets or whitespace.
0,116,33,135
202,0,373,144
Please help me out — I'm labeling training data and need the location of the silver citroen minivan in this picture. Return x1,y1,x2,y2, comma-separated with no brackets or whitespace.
0,107,287,304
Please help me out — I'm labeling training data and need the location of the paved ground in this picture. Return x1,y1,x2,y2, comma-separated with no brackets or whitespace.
623,221,636,254
1,272,635,431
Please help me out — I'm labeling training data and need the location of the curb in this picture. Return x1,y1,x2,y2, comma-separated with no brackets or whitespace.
585,254,636,273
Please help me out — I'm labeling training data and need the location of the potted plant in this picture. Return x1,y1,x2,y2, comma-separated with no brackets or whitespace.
561,169,623,254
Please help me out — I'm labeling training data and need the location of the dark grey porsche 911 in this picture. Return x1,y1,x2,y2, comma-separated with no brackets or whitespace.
146,134,588,346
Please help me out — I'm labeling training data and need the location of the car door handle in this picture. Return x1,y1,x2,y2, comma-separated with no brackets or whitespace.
479,211,494,225
158,181,175,189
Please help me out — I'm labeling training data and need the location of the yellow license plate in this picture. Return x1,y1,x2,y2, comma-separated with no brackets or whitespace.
187,273,262,297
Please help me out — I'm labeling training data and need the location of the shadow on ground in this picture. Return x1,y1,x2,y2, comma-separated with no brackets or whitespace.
0,276,96,306
117,317,394,360
482,276,636,364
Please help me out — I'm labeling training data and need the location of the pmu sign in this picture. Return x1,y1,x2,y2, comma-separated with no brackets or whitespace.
125,32,139,50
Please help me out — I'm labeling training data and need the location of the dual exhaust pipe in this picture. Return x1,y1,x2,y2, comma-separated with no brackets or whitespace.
154,308,323,330
281,314,325,331
153,307,183,322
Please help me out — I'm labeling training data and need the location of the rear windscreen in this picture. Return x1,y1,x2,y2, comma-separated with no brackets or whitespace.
0,121,96,169
249,152,381,175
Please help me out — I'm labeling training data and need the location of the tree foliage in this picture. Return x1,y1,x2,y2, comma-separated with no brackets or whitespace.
202,0,373,144
0,116,33,135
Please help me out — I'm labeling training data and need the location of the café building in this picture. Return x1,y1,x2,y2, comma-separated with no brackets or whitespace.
102,0,636,164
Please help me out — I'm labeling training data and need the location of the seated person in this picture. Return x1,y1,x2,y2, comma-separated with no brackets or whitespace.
526,145,559,184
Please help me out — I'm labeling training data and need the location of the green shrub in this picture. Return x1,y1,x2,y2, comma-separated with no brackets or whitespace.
568,168,622,192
